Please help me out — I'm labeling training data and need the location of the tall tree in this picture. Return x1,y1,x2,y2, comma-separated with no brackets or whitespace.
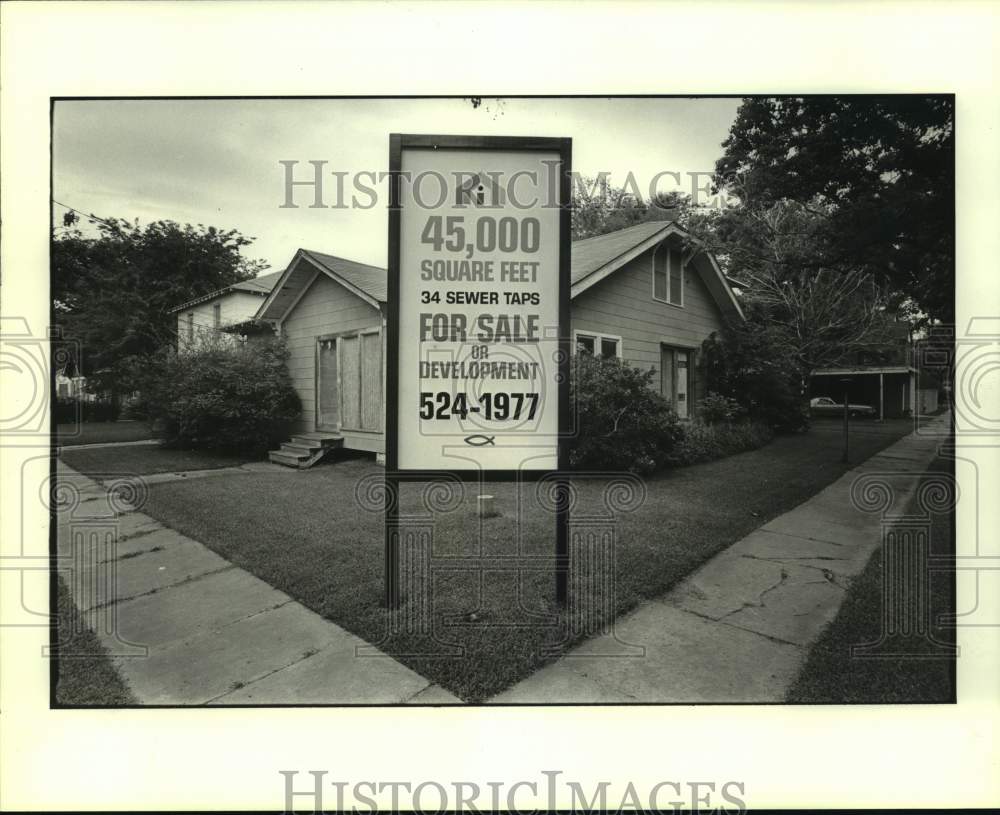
52,217,266,394
571,179,690,239
714,96,954,323
693,200,900,380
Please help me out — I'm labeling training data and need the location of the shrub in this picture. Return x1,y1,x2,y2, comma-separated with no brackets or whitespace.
666,420,774,467
696,392,745,425
701,326,809,432
141,337,300,455
567,353,683,474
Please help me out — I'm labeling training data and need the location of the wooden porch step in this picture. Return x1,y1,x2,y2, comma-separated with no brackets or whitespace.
291,433,344,448
268,450,309,468
269,432,344,469
281,442,318,457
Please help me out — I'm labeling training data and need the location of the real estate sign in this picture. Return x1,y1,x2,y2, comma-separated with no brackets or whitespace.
388,135,571,474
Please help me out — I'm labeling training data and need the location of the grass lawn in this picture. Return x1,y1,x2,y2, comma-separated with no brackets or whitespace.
787,455,956,703
54,578,136,705
60,444,258,476
130,419,913,702
56,421,154,446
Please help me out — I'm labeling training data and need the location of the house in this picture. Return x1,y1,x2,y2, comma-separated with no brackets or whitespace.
251,220,743,467
168,269,285,350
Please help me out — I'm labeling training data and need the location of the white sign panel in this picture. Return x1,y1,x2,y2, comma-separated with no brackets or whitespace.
392,137,568,472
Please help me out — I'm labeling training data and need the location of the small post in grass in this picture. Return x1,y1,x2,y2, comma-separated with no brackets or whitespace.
840,377,852,463
477,494,495,518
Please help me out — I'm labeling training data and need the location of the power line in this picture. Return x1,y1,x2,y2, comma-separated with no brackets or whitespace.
51,199,120,231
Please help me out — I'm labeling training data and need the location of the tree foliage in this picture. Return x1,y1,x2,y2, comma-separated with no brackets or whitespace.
714,96,954,323
138,336,300,454
52,217,266,393
572,179,690,239
700,320,810,432
693,200,901,377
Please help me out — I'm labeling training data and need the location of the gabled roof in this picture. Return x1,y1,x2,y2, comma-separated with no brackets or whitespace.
231,269,286,295
571,221,674,285
168,269,285,313
255,249,388,322
301,249,387,302
570,220,744,320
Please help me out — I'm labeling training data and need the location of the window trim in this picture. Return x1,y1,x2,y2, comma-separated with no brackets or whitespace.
574,329,623,359
651,243,685,308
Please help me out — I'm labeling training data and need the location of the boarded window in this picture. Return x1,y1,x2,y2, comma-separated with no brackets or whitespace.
340,334,361,429
360,331,382,431
330,329,382,433
213,303,221,327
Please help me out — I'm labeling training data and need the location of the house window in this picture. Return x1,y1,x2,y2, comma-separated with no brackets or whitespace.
186,312,194,344
575,330,622,359
652,244,684,307
213,303,221,328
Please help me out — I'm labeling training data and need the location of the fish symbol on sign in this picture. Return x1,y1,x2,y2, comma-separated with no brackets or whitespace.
464,434,496,446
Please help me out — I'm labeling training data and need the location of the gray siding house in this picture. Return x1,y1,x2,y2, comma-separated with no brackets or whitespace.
249,220,743,466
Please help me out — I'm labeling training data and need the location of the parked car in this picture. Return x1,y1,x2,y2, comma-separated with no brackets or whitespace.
809,396,876,418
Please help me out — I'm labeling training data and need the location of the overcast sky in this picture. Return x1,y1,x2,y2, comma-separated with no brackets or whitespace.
53,97,741,275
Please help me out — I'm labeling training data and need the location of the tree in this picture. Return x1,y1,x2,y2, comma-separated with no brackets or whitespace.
692,200,900,399
52,217,266,396
714,96,954,323
571,178,690,239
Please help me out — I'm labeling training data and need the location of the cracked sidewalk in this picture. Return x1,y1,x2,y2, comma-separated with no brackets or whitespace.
492,415,949,703
56,460,459,705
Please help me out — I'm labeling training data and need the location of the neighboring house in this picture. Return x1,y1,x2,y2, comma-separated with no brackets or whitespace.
168,270,285,350
55,366,89,400
809,321,918,419
251,220,743,466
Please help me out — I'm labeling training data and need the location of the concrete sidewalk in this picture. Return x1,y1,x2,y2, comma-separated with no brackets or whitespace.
56,461,459,705
492,415,949,703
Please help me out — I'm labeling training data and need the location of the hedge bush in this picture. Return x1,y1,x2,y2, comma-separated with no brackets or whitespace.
141,337,300,455
666,420,774,467
567,353,683,474
701,326,810,432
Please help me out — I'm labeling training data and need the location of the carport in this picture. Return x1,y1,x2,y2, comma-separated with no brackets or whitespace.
809,366,918,420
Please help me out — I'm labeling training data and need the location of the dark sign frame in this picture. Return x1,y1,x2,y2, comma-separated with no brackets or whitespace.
384,133,573,606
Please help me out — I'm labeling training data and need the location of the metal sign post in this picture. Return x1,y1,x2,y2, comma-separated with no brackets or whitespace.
386,134,572,609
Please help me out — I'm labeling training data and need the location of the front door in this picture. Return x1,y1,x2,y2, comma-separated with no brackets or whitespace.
660,345,690,419
675,350,689,419
317,338,339,431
